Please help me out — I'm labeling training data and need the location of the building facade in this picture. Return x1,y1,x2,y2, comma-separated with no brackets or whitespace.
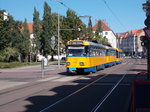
116,29,145,56
93,20,117,48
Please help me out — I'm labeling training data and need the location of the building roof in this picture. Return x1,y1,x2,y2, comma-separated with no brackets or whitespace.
116,29,144,38
93,20,111,31
21,23,33,33
27,23,33,33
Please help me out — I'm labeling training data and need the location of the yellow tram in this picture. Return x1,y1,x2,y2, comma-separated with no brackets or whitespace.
66,40,123,74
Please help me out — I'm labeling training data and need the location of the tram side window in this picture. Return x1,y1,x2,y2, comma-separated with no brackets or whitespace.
112,50,116,56
99,49,105,56
89,46,106,57
107,49,111,56
90,47,93,56
106,49,109,56
116,51,119,58
85,46,89,56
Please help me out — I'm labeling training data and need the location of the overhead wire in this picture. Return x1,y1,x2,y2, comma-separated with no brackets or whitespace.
54,0,70,9
50,0,91,25
101,0,128,32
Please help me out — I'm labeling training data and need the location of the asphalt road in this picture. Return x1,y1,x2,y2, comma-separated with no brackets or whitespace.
0,58,146,112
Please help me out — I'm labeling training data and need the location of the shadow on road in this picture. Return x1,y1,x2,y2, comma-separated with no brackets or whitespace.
129,69,147,72
23,73,134,112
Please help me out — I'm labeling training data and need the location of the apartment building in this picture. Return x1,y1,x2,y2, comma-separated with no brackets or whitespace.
116,29,145,56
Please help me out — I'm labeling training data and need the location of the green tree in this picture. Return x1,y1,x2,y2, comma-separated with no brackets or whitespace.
33,7,41,61
95,20,102,36
87,17,93,40
61,9,83,44
0,11,12,50
0,11,20,62
61,16,71,45
92,20,110,46
41,2,53,57
21,18,30,62
50,13,59,60
0,47,19,62
11,21,23,62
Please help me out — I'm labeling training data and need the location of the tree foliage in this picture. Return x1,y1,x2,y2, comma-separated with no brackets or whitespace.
61,9,84,44
0,12,13,50
0,47,19,62
92,20,110,46
41,2,53,56
95,20,102,36
0,3,112,63
33,7,41,61
21,19,30,62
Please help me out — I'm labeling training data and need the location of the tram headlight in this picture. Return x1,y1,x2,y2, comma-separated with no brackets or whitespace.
66,62,70,66
79,62,84,66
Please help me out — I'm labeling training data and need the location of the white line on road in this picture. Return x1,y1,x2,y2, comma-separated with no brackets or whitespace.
91,74,126,112
38,76,62,82
52,76,81,82
38,74,108,112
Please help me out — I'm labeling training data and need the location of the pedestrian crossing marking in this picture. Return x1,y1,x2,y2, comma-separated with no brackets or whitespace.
52,76,80,82
39,76,61,82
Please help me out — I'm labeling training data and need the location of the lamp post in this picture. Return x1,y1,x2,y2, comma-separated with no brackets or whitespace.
57,10,60,69
143,0,150,79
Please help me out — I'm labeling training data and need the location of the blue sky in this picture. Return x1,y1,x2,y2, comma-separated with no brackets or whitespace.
0,0,146,33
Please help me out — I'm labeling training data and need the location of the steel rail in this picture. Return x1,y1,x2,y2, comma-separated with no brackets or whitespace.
91,60,136,112
39,60,132,112
0,59,133,109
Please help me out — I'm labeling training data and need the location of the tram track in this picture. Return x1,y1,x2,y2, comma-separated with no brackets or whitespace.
90,59,136,112
0,58,131,96
0,59,134,110
38,59,135,112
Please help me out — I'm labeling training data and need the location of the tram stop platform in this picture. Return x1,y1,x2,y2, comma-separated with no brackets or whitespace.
132,72,150,112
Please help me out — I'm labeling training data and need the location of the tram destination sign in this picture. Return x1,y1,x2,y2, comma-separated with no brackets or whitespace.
70,41,83,45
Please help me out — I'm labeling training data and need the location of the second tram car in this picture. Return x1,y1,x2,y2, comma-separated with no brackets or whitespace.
66,40,123,74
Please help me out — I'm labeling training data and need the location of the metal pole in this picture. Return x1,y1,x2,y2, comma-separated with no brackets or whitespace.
41,58,44,78
143,0,150,79
58,10,60,69
147,0,150,79
147,40,150,79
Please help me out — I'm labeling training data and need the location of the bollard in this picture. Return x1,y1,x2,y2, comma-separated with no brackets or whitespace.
41,58,44,78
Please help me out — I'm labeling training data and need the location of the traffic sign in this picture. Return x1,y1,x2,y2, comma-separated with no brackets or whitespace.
51,36,55,49
143,28,150,40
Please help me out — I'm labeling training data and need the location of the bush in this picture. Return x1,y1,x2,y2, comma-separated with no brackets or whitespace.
0,47,19,62
0,62,22,68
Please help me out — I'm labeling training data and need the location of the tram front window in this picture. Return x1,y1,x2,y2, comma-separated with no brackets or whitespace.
67,46,86,56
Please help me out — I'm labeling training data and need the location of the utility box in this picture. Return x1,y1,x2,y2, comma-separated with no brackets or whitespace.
132,72,150,112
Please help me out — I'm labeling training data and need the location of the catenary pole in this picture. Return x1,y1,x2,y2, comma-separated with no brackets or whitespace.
58,10,60,69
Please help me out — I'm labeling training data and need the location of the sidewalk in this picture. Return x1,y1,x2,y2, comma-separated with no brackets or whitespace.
131,59,150,112
0,64,66,91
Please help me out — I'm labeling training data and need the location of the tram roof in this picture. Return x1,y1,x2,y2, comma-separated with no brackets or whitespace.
67,40,117,49
116,48,122,52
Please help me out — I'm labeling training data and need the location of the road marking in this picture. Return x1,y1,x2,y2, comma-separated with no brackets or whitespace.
79,77,91,80
38,76,61,82
52,76,80,82
91,74,126,112
0,80,27,91
39,74,108,112
77,83,130,86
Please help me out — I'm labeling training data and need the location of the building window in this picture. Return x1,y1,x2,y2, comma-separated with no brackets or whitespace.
105,32,108,35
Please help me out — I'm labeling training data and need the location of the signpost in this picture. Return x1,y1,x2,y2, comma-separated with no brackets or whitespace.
41,58,44,78
51,36,55,50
